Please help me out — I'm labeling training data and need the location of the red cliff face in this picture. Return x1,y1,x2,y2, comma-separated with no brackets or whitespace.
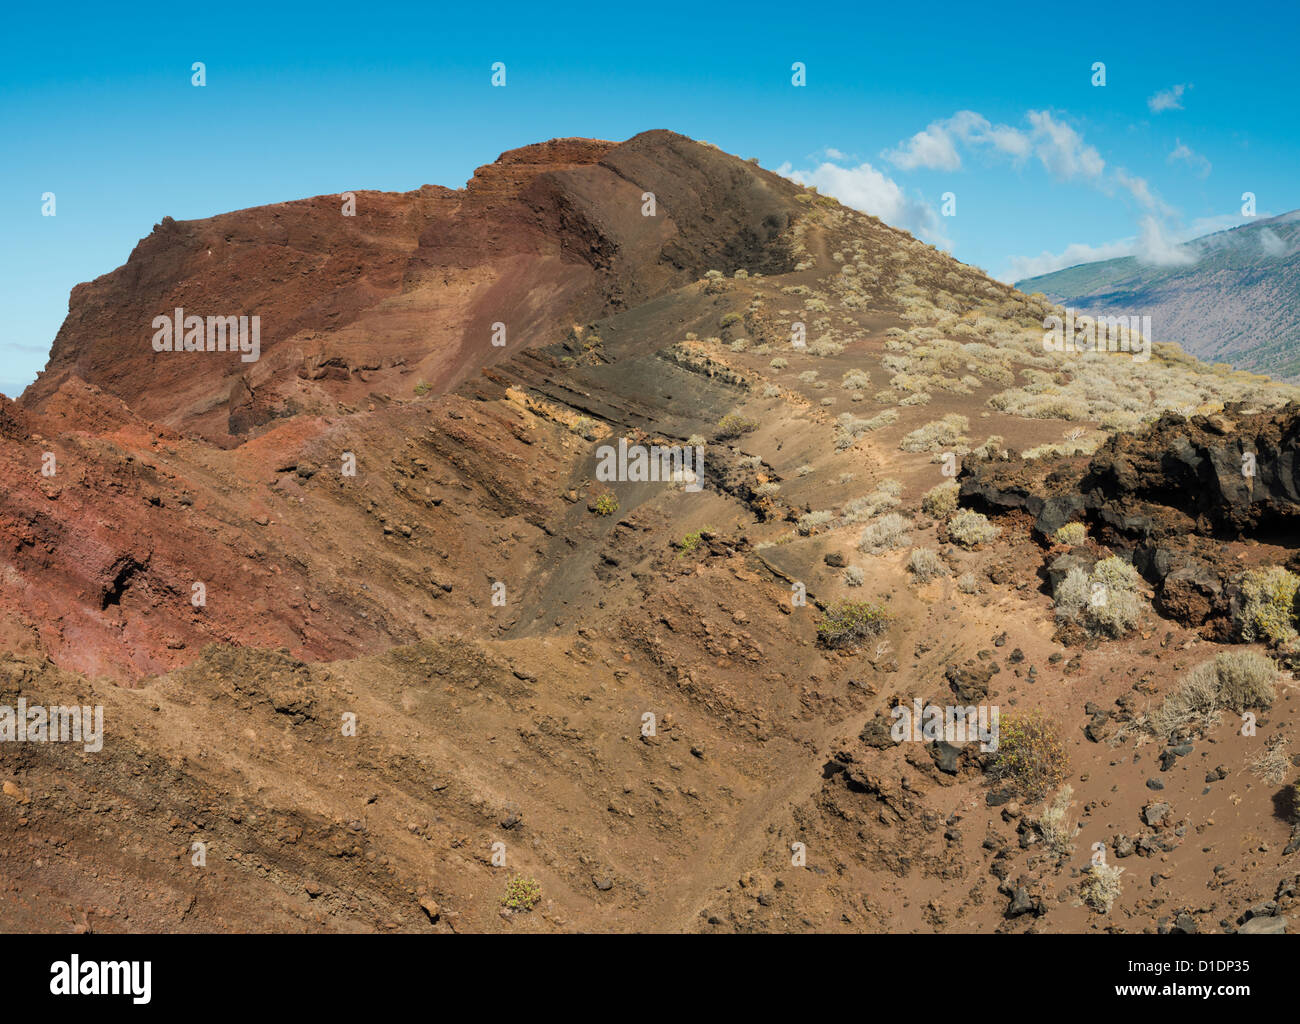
5,130,802,677
23,131,794,446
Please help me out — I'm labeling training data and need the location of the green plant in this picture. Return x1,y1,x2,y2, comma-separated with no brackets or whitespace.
592,492,618,517
796,509,835,536
992,712,1068,803
858,512,912,554
1249,737,1291,785
947,508,1000,548
677,528,712,558
1213,649,1278,711
815,600,888,649
1093,555,1140,594
715,413,758,440
413,380,431,396
921,481,960,517
1147,663,1226,740
1079,862,1124,914
1235,566,1300,645
1053,522,1086,546
502,875,542,912
906,547,949,582
899,414,968,453
1036,785,1077,859
1053,557,1142,638
841,484,901,525
1147,650,1276,742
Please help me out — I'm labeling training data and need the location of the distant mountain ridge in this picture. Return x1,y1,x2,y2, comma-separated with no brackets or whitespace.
1017,211,1300,379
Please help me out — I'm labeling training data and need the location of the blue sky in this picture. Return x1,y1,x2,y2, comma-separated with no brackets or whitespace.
3,0,1297,397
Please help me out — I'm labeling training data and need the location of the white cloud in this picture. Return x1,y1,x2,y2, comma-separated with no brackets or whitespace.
863,107,1214,278
1112,168,1179,218
1005,214,1258,280
1168,138,1211,177
1004,237,1135,282
777,159,951,248
1135,216,1196,265
1260,228,1288,257
1147,84,1188,113
983,123,1033,160
1026,110,1105,181
1185,213,1254,237
883,123,962,171
883,109,1103,182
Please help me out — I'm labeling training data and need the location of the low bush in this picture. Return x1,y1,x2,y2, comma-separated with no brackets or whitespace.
1053,556,1142,638
907,547,949,582
1036,785,1076,859
1249,737,1291,785
502,876,542,911
1053,522,1086,546
858,512,912,553
899,414,968,453
1208,649,1278,713
796,510,835,536
921,481,960,517
1079,863,1124,914
1235,566,1300,646
716,413,758,440
816,600,889,649
1148,650,1276,740
992,712,1068,803
948,509,1000,548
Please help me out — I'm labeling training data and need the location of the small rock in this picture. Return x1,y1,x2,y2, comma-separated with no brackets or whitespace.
418,897,441,922
1238,916,1288,934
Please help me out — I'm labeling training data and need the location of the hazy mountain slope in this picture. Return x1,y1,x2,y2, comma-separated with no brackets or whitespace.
1017,212,1300,379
